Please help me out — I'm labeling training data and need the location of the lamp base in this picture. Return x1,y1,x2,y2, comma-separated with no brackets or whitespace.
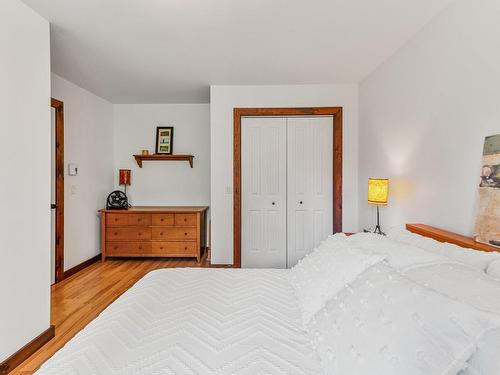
373,205,385,236
122,185,132,209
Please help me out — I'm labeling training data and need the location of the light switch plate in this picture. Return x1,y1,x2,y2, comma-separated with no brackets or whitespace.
68,163,78,176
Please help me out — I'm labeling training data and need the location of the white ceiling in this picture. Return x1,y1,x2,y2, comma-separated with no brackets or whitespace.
23,0,454,103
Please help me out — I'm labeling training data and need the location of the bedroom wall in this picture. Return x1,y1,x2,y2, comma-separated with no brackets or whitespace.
358,0,500,235
0,0,51,362
51,74,114,271
210,84,359,265
113,104,210,207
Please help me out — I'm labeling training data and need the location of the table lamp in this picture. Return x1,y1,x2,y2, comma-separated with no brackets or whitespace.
368,178,389,235
119,169,131,195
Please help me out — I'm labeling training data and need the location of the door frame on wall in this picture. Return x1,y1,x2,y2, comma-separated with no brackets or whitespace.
233,107,343,268
51,98,65,283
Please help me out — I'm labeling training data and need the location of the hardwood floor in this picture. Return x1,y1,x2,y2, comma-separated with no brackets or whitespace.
12,255,212,374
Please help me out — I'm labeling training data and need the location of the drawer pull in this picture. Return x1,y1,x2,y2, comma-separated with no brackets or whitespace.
137,218,141,222
184,218,187,222
160,232,164,236
138,233,142,236
184,247,188,250
114,246,118,250
138,246,142,250
114,218,119,221
160,246,164,250
160,218,164,222
114,232,118,236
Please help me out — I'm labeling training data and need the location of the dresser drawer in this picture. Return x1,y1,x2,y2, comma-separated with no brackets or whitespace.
106,242,151,256
149,241,197,256
152,213,174,226
174,213,196,227
106,227,151,241
107,213,151,226
107,213,128,227
127,214,151,226
152,227,197,241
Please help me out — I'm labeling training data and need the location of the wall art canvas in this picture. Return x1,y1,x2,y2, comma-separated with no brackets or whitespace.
474,134,500,248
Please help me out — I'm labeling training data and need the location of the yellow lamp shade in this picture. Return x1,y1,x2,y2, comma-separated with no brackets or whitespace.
368,178,389,205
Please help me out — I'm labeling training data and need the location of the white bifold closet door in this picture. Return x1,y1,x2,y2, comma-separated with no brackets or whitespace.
241,117,287,268
286,117,333,267
241,116,333,269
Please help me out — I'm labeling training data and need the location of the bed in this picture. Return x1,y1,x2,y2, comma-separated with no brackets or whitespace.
35,224,500,375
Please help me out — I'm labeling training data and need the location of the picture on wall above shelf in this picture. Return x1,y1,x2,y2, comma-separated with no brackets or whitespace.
155,126,174,155
133,154,194,168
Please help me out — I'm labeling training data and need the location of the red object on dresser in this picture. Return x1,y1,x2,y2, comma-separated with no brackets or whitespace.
119,169,131,186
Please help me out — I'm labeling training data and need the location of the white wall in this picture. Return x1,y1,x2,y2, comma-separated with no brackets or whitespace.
113,105,210,207
51,74,114,271
210,85,359,264
0,0,51,361
359,0,500,235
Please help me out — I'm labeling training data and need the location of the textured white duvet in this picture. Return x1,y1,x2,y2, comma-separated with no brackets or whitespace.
35,234,500,375
36,268,322,375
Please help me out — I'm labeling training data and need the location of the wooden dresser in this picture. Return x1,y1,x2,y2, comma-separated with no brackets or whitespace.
100,206,209,262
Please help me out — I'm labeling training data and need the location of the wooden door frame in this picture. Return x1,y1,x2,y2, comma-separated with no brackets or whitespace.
233,107,343,268
51,98,65,283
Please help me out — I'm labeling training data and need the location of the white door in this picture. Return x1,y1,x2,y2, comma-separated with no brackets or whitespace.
287,117,333,267
241,117,287,268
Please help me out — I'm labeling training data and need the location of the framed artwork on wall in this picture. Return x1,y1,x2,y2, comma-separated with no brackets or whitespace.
474,134,500,248
155,126,174,154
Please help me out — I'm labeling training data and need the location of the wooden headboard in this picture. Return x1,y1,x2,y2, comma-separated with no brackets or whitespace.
406,224,499,253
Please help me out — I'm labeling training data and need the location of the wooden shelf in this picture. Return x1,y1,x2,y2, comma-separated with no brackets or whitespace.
133,154,194,168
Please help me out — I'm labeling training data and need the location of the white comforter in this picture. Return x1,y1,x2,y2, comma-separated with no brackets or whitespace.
35,233,500,375
36,269,322,375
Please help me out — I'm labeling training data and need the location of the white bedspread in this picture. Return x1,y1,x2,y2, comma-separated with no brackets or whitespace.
36,268,322,375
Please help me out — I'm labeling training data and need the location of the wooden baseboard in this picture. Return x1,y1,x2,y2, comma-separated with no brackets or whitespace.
0,325,55,374
209,264,234,268
63,254,102,279
206,246,233,268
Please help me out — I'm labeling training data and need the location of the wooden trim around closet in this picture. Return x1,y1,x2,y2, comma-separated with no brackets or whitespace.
51,98,65,283
233,107,343,268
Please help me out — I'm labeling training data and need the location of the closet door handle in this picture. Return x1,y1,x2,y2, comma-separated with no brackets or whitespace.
299,201,303,205
271,202,275,206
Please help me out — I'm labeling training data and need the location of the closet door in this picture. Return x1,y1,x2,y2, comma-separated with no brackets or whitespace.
287,117,333,267
241,117,287,268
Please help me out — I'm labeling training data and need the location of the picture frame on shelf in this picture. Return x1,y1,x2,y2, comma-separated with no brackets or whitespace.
155,126,174,154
